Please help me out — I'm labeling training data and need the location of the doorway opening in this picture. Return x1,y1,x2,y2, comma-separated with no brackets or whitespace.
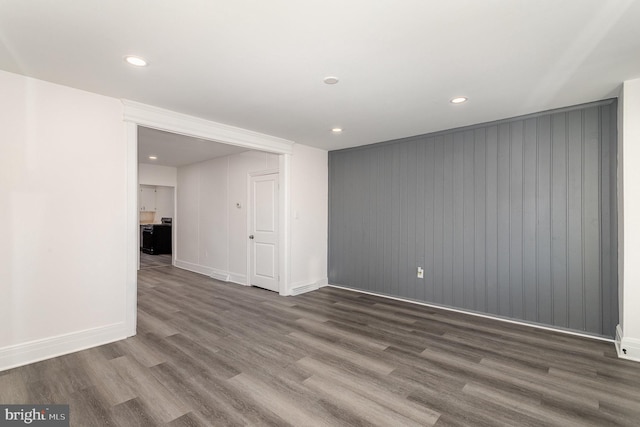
124,100,294,336
138,184,175,270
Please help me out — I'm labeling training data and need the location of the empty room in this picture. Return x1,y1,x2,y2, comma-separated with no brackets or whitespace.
2,1,640,426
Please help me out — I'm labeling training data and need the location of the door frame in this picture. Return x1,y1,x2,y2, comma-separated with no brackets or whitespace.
123,100,294,337
247,169,280,291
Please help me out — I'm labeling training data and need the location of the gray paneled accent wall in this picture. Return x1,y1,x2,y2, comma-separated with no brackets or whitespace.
328,100,618,337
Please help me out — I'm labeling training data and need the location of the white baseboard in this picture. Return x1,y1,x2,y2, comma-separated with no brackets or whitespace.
328,283,615,343
616,324,640,362
174,259,230,281
0,322,128,372
175,259,215,276
210,269,230,282
290,278,328,296
228,273,249,286
175,260,252,285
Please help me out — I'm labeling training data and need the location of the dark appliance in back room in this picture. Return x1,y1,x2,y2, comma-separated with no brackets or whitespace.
142,217,172,255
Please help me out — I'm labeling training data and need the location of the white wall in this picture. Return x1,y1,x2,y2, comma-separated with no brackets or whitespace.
138,163,177,187
155,186,175,222
618,77,640,361
176,150,278,283
176,162,202,264
289,144,329,292
0,70,128,370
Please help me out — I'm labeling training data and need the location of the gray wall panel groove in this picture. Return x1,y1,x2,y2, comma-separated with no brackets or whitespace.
328,100,618,337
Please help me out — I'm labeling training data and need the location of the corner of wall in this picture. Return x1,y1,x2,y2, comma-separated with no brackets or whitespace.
289,143,329,296
616,324,640,362
617,84,625,331
290,277,328,296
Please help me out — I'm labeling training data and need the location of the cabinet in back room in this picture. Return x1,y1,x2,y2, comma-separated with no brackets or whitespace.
139,185,157,212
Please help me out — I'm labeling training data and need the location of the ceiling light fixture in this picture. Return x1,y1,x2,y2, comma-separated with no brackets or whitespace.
324,76,339,85
124,55,147,67
332,128,343,133
450,96,468,104
148,155,157,160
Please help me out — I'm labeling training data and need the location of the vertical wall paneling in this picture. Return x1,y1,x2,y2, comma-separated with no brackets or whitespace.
567,110,584,331
510,120,524,319
523,118,538,322
443,136,454,306
609,104,619,337
551,112,569,328
416,141,426,301
453,132,464,307
425,139,436,302
497,123,511,316
583,107,601,334
433,137,445,303
328,99,618,337
375,148,385,294
600,104,618,336
407,141,418,300
463,131,476,310
364,149,374,292
485,126,499,315
473,129,487,312
537,115,553,324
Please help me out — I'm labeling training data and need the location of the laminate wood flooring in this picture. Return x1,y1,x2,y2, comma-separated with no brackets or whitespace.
140,252,172,269
2,265,640,426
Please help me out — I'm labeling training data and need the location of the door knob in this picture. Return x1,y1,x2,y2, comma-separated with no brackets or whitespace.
249,235,254,239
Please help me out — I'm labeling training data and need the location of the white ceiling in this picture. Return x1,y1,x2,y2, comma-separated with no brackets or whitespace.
138,127,248,167
1,0,639,152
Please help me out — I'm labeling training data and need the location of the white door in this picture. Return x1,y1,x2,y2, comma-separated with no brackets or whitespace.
249,173,279,292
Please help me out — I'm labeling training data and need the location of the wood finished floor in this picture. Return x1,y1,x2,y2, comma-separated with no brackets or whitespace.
140,252,172,269
2,266,640,426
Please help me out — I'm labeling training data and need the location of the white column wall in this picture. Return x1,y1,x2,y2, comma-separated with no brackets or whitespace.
617,77,640,362
289,144,329,293
176,162,203,267
0,70,129,370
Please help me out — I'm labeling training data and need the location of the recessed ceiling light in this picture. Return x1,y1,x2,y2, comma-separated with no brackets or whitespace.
450,96,468,104
148,155,157,160
125,55,147,67
332,128,343,133
324,76,339,85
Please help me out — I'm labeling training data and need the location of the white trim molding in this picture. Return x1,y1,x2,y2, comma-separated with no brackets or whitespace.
125,121,138,337
122,100,294,155
123,99,295,337
0,323,128,372
174,260,229,281
228,273,249,286
616,324,640,362
329,284,615,344
175,260,252,287
279,154,291,296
